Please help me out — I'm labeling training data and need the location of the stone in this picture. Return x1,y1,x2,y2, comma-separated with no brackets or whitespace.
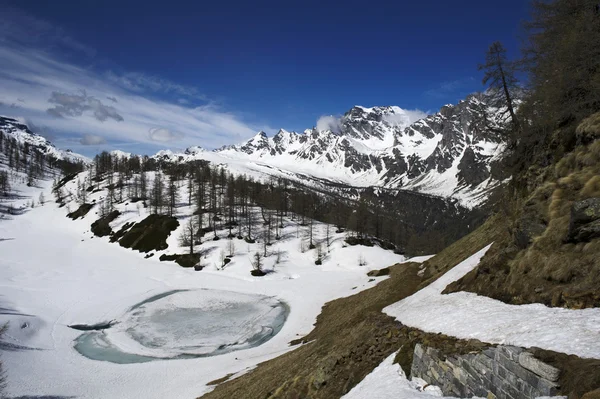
567,198,600,242
518,352,560,382
514,215,547,249
474,353,493,370
414,343,424,358
502,346,524,362
572,219,600,242
413,344,562,399
537,377,560,396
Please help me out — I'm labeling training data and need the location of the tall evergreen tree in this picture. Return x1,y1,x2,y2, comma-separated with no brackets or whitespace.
479,41,520,131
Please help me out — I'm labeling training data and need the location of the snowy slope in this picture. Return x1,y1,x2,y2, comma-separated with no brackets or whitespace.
383,245,600,359
153,93,509,208
0,171,408,399
0,116,89,163
342,352,465,399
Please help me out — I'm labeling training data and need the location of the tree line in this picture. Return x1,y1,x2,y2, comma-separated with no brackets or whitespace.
0,129,85,197
71,150,464,255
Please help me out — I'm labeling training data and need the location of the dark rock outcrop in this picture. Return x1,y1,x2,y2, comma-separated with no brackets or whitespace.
91,210,121,237
567,198,600,242
118,214,179,253
67,203,94,220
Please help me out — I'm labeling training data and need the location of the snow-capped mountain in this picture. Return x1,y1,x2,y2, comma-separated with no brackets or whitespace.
0,116,89,163
1,91,509,208
154,92,508,208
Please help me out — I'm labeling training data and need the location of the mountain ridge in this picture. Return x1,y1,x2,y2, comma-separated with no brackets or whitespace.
153,92,510,208
1,91,510,208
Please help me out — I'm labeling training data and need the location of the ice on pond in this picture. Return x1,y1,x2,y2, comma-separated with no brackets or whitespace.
74,289,288,363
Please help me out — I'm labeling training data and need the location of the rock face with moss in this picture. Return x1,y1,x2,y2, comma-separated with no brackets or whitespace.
568,197,600,242
118,214,179,253
445,114,600,309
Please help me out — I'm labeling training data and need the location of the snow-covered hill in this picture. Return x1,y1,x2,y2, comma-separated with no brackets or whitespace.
153,93,509,208
0,117,87,216
0,116,89,163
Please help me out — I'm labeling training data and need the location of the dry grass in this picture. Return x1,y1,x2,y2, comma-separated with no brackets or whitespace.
419,214,503,287
582,175,600,198
446,117,600,309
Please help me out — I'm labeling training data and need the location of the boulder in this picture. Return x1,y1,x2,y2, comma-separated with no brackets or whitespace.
367,267,390,277
514,215,547,249
567,198,600,242
518,352,560,382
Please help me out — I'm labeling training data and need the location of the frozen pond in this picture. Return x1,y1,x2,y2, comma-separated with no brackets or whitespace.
73,289,289,363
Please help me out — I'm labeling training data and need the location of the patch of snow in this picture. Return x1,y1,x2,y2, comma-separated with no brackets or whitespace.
342,352,468,399
384,245,600,359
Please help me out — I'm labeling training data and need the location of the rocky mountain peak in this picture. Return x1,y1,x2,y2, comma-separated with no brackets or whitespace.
208,92,509,207
0,116,88,163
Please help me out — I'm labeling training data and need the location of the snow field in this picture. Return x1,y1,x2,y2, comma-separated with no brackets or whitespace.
0,171,406,398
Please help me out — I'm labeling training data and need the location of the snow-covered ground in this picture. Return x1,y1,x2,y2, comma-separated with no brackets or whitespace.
0,175,407,398
343,351,566,399
342,352,464,399
0,152,55,217
384,245,600,359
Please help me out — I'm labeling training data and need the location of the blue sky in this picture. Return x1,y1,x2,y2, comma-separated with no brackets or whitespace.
0,0,530,156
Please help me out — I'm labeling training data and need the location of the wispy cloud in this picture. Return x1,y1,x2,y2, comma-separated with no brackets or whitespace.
0,5,96,57
0,7,267,155
105,71,208,100
424,77,477,99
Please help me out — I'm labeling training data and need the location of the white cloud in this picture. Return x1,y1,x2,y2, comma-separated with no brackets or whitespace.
316,115,342,133
0,45,264,153
148,127,183,142
80,134,107,145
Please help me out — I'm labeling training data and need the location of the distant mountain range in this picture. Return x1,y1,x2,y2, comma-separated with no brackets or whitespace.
1,91,510,208
153,92,509,207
